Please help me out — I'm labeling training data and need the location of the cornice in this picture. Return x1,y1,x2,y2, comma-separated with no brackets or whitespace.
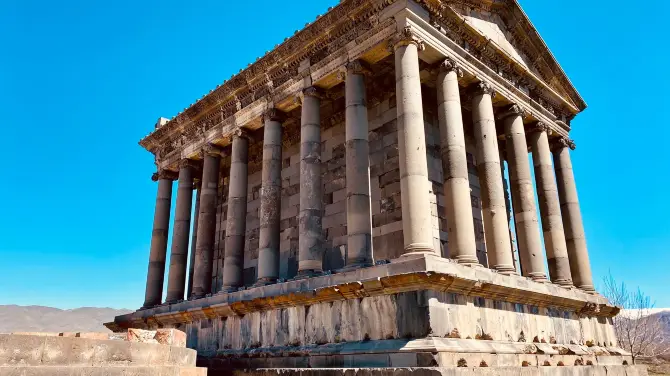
139,0,394,155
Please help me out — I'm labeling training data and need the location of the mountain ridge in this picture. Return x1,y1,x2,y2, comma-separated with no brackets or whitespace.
0,305,132,333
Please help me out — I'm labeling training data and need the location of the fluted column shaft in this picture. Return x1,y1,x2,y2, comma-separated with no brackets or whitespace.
470,83,515,274
192,148,222,298
436,59,478,265
392,29,435,254
345,61,373,267
256,110,284,284
298,88,323,276
553,138,595,292
221,132,250,291
529,125,572,286
501,106,547,282
165,161,196,303
187,182,200,299
143,172,175,308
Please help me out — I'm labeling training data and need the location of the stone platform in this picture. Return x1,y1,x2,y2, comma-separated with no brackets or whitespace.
108,254,639,374
0,333,206,376
226,366,648,376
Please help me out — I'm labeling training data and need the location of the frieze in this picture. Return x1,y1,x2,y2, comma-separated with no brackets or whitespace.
143,0,582,165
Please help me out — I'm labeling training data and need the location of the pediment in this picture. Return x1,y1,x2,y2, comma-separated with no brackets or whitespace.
444,0,585,111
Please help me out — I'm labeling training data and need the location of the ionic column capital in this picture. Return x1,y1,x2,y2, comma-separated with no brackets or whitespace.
438,57,463,77
302,86,324,99
232,127,252,141
551,136,576,152
469,81,496,98
202,143,225,158
179,158,200,170
497,104,528,121
152,170,178,182
388,25,425,51
527,121,550,134
264,108,286,123
345,59,372,76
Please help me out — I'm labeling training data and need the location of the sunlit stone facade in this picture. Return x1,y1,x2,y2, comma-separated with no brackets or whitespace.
109,1,642,374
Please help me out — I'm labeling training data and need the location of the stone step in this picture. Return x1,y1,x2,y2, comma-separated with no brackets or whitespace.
0,365,207,376
219,365,649,376
0,334,195,367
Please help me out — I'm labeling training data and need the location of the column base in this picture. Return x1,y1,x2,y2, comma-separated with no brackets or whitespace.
219,286,241,294
553,278,574,288
163,299,183,305
252,277,277,287
578,284,597,293
337,262,373,273
403,243,436,255
527,273,549,283
454,255,481,266
492,264,518,276
293,269,322,280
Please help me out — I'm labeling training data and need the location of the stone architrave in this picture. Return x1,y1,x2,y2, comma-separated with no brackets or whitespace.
344,60,373,268
552,137,595,292
191,145,223,298
528,123,572,286
390,26,435,255
470,82,515,274
436,58,478,265
165,159,197,303
256,109,284,285
221,130,250,292
499,104,547,282
143,170,177,308
297,87,324,276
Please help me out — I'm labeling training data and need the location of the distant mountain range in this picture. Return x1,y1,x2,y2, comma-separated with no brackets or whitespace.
0,305,132,333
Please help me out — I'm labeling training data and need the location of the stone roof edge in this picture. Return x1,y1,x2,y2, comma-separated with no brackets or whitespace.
138,0,390,152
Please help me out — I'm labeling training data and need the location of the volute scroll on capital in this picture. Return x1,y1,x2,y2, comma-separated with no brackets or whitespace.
302,86,324,99
179,158,200,170
469,81,496,98
388,25,425,52
152,169,179,182
497,104,529,121
345,59,372,77
438,57,464,78
232,127,253,141
550,136,576,152
264,108,286,123
526,121,550,135
202,143,225,158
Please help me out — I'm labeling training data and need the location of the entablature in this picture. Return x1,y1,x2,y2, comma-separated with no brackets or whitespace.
144,0,585,172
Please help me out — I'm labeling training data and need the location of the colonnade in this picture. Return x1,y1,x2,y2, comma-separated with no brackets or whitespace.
141,33,594,308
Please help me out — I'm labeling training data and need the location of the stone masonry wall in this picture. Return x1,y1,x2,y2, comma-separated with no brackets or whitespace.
184,290,617,353
208,84,487,291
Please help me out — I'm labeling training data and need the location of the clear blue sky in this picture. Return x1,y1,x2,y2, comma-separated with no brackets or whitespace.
0,0,668,310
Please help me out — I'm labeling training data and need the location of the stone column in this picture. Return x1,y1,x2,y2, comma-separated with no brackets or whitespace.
143,170,177,308
499,105,547,282
470,82,515,274
391,26,435,255
344,60,373,268
165,159,197,303
436,58,478,265
498,144,519,273
221,130,250,292
192,145,223,298
528,123,572,286
256,109,284,285
187,181,200,299
552,137,595,292
297,87,324,276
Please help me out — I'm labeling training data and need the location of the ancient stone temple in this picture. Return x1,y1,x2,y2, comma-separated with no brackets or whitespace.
108,1,645,374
